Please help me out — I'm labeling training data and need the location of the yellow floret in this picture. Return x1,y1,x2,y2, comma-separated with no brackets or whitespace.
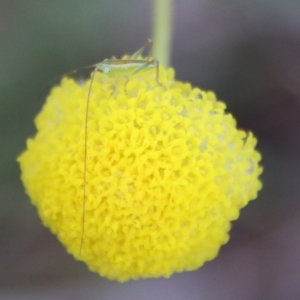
18,64,262,282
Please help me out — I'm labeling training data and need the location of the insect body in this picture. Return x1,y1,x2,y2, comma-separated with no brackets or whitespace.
96,58,159,77
95,38,157,75
80,40,159,255
87,39,159,96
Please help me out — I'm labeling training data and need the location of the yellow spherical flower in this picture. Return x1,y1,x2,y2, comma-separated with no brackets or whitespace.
18,62,262,282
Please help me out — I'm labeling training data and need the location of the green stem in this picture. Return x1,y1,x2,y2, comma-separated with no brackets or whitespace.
152,0,173,67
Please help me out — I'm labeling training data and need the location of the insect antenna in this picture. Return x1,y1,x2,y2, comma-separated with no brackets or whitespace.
37,65,96,110
79,68,97,256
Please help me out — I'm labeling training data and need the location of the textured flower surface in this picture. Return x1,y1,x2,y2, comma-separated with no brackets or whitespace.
18,62,262,282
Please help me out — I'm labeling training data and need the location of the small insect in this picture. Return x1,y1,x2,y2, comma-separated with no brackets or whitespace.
80,39,159,255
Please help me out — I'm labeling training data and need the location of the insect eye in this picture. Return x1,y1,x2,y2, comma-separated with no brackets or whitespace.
104,67,109,73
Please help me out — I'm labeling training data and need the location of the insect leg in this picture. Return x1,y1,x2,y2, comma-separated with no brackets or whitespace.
112,76,121,96
130,39,153,59
131,58,160,84
151,59,165,88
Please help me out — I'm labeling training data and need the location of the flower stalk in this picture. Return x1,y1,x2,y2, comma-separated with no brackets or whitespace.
152,0,173,67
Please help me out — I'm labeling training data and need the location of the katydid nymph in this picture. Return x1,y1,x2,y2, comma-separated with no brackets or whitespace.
79,39,160,255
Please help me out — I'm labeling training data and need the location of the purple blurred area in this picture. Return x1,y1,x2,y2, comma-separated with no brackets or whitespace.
1,0,300,299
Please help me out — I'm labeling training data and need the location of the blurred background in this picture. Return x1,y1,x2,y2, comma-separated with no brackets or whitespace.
1,0,300,299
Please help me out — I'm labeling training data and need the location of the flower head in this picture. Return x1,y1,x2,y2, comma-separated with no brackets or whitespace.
18,62,262,282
